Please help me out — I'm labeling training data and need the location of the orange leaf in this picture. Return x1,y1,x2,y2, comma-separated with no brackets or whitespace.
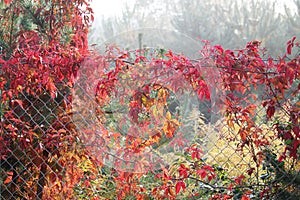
241,195,250,200
4,172,13,184
46,81,57,98
163,120,178,138
7,171,13,176
58,129,67,134
239,129,248,142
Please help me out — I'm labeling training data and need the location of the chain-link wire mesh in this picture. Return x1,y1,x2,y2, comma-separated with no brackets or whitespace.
1,31,300,199
1,67,300,199
0,84,75,199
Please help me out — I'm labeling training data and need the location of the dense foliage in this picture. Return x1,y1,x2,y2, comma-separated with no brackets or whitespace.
0,0,92,198
1,0,300,199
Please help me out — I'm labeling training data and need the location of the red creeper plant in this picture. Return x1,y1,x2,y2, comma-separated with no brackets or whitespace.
101,38,298,199
0,0,93,199
73,36,300,199
1,0,300,199
211,37,300,198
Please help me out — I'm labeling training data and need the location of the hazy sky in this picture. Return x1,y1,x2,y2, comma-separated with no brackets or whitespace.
91,0,126,17
91,0,297,18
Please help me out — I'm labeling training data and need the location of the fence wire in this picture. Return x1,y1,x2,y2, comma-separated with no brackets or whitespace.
1,63,300,199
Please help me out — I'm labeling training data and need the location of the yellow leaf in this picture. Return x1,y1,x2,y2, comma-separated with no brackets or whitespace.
16,85,23,91
151,104,164,121
152,105,158,119
141,94,154,109
157,88,168,104
166,111,171,120
171,118,180,126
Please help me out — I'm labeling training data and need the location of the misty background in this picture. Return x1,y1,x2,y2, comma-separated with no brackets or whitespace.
89,0,299,58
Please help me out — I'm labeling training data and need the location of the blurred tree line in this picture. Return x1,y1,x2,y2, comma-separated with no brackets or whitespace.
89,0,300,57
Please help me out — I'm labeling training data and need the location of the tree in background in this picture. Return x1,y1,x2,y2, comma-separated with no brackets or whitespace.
172,0,299,56
89,0,173,47
92,0,300,57
284,0,300,44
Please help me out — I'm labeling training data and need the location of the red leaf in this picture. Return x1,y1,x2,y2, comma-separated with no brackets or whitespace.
197,80,210,100
214,45,224,54
7,90,13,99
287,44,293,55
175,181,186,194
228,183,234,191
266,106,275,119
129,101,140,123
197,169,207,179
208,175,214,182
286,36,296,55
234,175,246,185
202,165,214,172
12,99,24,109
178,164,189,178
191,151,200,160
247,167,255,176
293,126,300,137
4,0,12,4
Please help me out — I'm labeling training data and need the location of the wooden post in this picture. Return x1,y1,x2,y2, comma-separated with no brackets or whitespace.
138,33,143,56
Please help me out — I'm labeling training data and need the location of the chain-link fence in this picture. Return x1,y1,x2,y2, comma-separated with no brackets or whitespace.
1,46,300,199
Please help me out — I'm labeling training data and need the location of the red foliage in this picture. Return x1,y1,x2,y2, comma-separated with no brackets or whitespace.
0,0,92,198
1,1,300,198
